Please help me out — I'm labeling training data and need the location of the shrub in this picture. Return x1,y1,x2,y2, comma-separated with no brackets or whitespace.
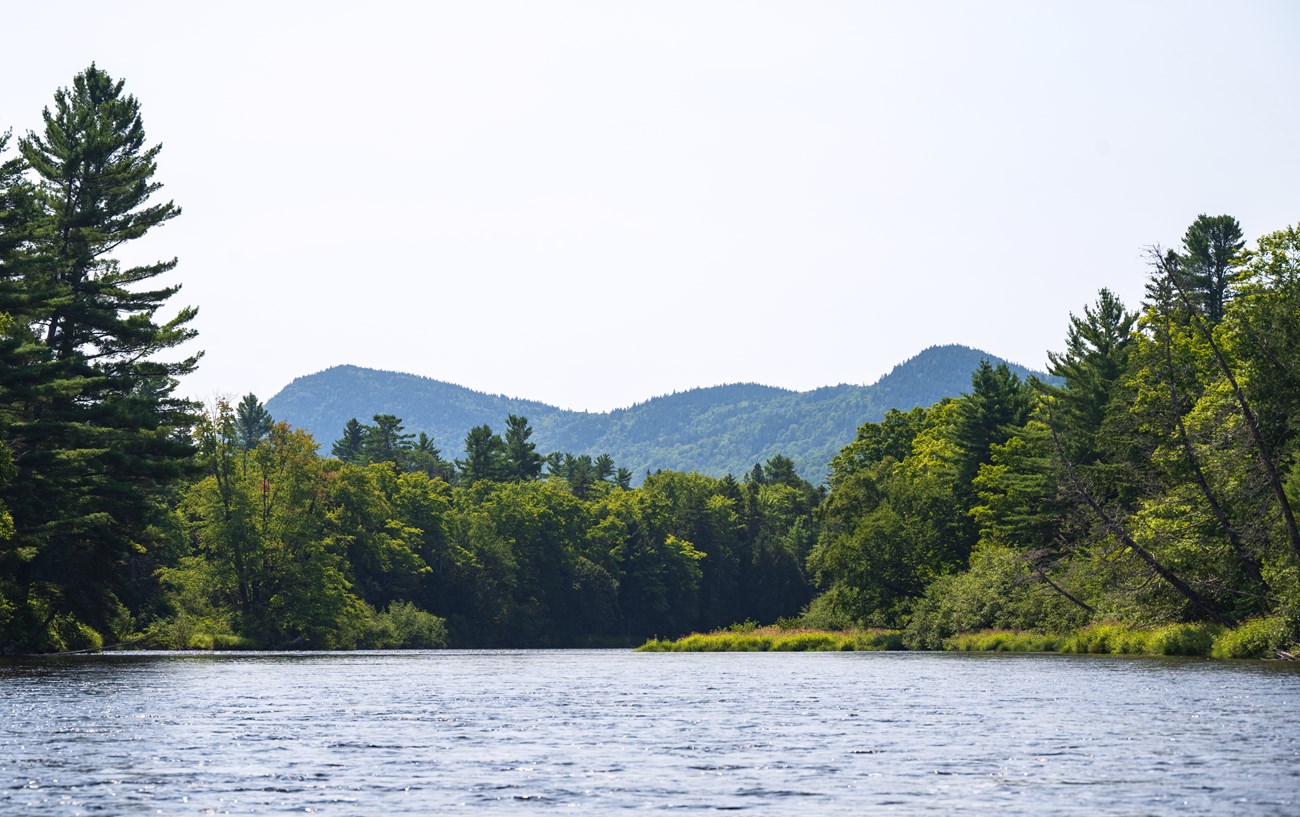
362,602,448,649
1060,622,1218,657
47,614,104,652
1212,617,1286,659
1148,623,1219,656
904,546,1089,649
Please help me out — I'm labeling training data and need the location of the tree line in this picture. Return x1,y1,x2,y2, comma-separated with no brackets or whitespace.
0,66,821,652
3,66,1297,653
168,399,820,648
810,214,1300,650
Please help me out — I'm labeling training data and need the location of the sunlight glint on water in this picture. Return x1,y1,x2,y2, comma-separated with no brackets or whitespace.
2,650,1298,815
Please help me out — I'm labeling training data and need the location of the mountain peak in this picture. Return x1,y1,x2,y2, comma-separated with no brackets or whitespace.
266,346,1044,483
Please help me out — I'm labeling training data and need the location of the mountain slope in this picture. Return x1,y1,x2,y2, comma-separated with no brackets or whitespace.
265,344,1046,483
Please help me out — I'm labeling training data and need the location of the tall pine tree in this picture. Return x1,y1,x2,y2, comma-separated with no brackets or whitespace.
0,65,199,650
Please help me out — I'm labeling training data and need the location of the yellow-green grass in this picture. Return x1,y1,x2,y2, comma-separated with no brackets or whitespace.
637,626,903,652
641,619,1291,659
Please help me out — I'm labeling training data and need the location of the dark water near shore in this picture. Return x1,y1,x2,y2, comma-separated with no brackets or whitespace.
2,650,1298,815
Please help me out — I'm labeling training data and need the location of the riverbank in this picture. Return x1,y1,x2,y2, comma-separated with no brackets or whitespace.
638,617,1295,659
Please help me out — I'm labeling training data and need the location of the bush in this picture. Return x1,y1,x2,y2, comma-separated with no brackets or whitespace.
1059,622,1219,657
1148,623,1219,656
797,591,861,631
1212,617,1286,659
362,602,449,649
904,546,1089,649
47,614,103,652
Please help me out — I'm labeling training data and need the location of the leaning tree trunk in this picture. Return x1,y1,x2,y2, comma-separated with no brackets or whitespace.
1046,413,1236,627
1159,255,1300,565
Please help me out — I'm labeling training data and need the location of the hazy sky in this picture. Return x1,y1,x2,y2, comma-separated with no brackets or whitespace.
5,2,1298,411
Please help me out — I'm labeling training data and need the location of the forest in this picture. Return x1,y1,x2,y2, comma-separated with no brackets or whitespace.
2,67,1298,655
264,343,1042,485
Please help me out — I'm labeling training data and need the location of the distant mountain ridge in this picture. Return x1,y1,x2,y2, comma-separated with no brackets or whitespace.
265,344,1047,484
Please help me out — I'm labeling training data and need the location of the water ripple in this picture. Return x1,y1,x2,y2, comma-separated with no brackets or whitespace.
1,651,1298,814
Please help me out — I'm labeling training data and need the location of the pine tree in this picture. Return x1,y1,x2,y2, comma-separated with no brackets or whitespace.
954,360,1033,488
503,414,543,481
364,414,414,468
594,453,615,482
1178,214,1244,324
1041,288,1136,463
458,425,507,484
234,394,273,450
0,65,200,649
332,418,366,463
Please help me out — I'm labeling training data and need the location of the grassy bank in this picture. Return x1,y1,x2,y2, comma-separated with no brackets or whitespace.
638,626,904,652
639,617,1294,659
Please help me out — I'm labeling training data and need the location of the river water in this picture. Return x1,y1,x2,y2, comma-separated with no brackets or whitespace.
2,650,1298,815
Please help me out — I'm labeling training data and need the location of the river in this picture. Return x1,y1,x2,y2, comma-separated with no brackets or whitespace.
2,650,1298,815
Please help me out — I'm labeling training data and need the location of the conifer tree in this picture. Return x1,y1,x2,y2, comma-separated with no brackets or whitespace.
503,414,543,481
332,418,366,463
364,414,414,467
458,424,507,483
234,394,273,451
0,65,199,649
594,453,615,482
1178,214,1244,323
1041,288,1136,463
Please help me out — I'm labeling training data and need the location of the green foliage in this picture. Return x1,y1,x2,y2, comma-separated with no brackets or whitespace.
1041,288,1137,464
637,626,903,652
810,399,969,628
235,394,273,450
267,346,1047,485
45,614,105,653
946,631,1063,652
503,415,544,481
803,219,1300,645
0,65,199,651
1210,616,1289,659
1178,214,1244,323
458,424,508,484
332,418,366,463
1058,623,1221,656
149,554,240,649
361,601,448,649
4,79,1297,666
904,546,1089,649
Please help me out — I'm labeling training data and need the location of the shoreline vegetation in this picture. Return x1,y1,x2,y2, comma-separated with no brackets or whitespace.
638,618,1297,660
5,67,1300,660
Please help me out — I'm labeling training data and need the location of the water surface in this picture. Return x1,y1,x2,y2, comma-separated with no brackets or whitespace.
3,650,1298,814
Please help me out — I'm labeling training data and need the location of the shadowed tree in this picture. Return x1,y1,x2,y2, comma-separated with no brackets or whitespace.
595,453,615,482
364,414,414,468
1178,214,1244,324
332,418,366,463
234,394,273,451
503,415,543,482
459,424,507,484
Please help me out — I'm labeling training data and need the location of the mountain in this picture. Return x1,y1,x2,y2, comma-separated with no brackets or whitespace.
265,344,1047,484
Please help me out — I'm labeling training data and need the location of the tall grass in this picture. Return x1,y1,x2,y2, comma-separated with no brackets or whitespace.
641,619,1291,659
945,630,1063,652
637,626,904,652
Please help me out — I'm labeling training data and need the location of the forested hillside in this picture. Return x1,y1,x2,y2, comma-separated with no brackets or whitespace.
267,344,1044,483
5,67,1298,659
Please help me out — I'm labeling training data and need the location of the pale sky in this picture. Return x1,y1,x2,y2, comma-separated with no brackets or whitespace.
5,1,1298,411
